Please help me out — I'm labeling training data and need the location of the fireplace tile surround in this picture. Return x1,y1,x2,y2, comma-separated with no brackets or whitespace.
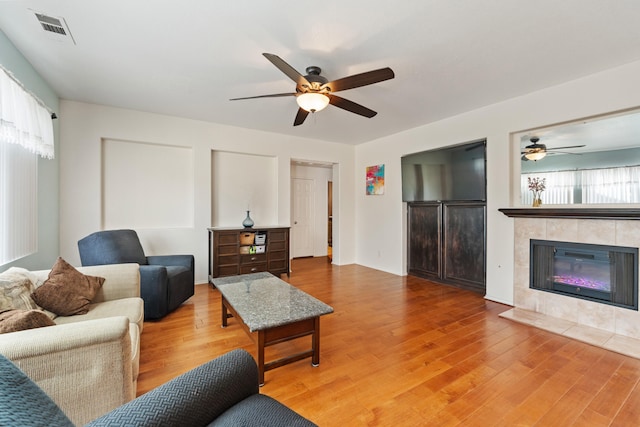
500,213,640,359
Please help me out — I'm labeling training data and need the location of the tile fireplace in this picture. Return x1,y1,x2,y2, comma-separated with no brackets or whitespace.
498,209,640,359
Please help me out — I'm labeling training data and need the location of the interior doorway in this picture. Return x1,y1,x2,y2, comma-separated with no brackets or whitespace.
291,178,315,258
290,160,335,262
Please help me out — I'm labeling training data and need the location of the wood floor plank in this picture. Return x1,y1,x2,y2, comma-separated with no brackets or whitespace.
137,257,640,426
586,359,640,421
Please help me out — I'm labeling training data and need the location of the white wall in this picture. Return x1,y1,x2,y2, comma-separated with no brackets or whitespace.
59,101,356,283
355,59,640,305
291,164,333,257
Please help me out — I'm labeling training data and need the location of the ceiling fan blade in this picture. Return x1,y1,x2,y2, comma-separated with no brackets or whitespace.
546,145,587,151
262,53,311,88
328,94,377,118
323,67,394,92
521,155,530,161
293,108,309,126
230,92,296,101
548,151,583,155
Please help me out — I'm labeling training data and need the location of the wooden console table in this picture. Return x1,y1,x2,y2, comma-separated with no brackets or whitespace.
208,226,290,283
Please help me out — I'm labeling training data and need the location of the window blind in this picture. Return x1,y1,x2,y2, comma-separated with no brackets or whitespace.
0,65,53,264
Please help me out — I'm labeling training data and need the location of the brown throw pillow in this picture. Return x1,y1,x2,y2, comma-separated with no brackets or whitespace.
31,257,105,316
0,309,55,334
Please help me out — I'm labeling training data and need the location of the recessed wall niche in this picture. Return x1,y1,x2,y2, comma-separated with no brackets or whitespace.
101,138,194,229
210,150,277,227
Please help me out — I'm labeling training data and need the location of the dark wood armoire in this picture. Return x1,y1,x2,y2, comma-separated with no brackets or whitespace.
408,201,486,293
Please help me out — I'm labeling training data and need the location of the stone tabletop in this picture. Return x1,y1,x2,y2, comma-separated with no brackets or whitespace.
212,272,333,332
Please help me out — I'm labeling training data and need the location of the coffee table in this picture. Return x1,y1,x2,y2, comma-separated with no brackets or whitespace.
212,272,333,385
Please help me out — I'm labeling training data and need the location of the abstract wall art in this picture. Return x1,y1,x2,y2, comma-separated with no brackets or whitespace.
366,164,385,195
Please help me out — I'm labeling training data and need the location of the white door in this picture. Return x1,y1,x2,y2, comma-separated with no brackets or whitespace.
292,178,315,258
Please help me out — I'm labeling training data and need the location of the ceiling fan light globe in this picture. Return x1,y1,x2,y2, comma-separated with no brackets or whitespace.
296,93,329,113
524,151,546,161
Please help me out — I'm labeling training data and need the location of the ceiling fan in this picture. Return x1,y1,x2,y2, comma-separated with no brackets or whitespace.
230,53,395,126
521,136,586,161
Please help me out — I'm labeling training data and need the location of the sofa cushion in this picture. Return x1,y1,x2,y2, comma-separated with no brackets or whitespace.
54,297,144,332
31,257,105,316
211,394,317,426
0,268,40,311
0,309,55,334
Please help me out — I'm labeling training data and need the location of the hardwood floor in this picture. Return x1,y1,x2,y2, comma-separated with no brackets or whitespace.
138,257,640,426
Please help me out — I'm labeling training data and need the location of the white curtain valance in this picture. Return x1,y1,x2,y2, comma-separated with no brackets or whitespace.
0,65,54,159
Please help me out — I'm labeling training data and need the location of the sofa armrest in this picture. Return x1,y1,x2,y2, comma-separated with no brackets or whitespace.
0,316,134,426
139,264,169,319
147,254,194,271
87,349,259,426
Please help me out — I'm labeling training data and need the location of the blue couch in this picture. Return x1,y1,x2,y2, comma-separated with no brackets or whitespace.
0,349,317,427
78,229,194,320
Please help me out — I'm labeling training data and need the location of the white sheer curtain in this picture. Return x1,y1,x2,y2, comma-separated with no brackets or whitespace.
522,166,640,206
0,66,54,265
582,166,640,204
0,66,54,158
521,170,576,205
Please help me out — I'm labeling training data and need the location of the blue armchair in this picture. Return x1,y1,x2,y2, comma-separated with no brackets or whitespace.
0,349,317,427
78,229,194,320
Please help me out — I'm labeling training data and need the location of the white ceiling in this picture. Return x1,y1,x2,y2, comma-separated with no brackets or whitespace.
2,1,640,145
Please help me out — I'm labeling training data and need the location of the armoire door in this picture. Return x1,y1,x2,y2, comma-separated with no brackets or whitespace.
443,202,486,292
407,202,441,279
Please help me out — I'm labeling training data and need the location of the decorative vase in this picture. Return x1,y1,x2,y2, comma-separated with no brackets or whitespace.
242,210,254,228
532,198,542,207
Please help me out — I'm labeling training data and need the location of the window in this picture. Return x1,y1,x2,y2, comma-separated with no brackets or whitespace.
0,66,54,264
521,166,640,205
0,142,38,263
581,166,640,204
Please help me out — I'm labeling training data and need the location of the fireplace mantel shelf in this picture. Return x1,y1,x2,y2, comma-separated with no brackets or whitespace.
499,207,640,220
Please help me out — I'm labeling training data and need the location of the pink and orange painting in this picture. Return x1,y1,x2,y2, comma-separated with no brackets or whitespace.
366,164,385,195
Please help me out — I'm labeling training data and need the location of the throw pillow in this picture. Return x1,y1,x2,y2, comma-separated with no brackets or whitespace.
0,309,55,334
0,268,40,312
31,257,105,316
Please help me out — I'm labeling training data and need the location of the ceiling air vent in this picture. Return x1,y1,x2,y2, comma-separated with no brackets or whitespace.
33,11,76,44
36,13,66,35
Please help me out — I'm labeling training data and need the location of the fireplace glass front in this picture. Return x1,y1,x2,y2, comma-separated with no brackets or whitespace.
530,239,638,310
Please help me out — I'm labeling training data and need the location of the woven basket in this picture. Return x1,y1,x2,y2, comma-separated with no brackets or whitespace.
239,232,255,245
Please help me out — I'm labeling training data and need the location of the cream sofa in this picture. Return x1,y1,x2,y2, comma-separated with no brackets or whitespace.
0,263,143,426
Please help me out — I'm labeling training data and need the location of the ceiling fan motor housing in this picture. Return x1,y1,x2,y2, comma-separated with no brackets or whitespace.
301,66,328,92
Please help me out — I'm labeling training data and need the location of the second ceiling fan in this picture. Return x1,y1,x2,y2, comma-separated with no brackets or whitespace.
521,136,586,161
231,53,395,126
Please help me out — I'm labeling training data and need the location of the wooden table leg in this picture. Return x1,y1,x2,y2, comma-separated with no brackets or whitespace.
221,298,228,328
312,316,320,367
258,331,265,386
